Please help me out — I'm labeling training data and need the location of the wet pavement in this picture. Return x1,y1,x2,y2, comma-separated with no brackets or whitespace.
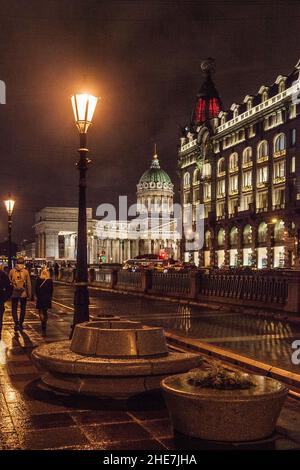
55,284,300,374
0,285,299,450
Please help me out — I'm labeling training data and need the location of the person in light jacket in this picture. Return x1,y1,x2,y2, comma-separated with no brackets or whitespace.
35,268,53,335
9,257,32,332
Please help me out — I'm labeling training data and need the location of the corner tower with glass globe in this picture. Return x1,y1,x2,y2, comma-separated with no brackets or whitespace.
179,57,300,269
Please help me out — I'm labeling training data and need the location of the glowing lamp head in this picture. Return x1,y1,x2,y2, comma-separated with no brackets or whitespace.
4,197,15,216
71,93,98,134
271,218,278,224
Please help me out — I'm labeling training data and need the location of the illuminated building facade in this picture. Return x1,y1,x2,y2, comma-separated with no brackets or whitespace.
34,151,180,263
178,58,300,268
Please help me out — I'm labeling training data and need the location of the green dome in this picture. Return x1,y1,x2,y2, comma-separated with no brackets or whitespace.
139,155,172,185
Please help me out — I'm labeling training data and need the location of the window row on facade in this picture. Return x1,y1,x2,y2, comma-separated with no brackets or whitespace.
200,219,293,269
183,131,296,188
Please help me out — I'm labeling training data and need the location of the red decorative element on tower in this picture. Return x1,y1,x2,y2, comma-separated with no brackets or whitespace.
192,58,222,127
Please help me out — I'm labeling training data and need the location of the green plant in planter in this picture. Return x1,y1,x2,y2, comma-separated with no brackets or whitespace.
186,363,256,390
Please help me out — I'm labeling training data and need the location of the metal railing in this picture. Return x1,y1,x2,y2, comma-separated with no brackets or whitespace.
116,270,143,290
93,268,112,285
150,272,190,295
199,271,288,304
57,266,300,312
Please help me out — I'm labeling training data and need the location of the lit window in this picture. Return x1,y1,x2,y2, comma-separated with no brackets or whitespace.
193,168,200,184
291,156,296,173
229,152,238,170
291,128,296,146
243,225,252,244
217,179,226,197
242,170,252,188
230,227,238,246
243,147,252,165
240,194,253,211
229,175,238,193
202,162,211,178
257,166,268,184
258,222,268,242
228,198,238,215
273,161,285,179
183,172,190,187
193,188,200,202
203,183,211,200
257,140,268,159
217,158,225,175
205,230,211,248
273,188,285,207
289,104,296,119
274,220,285,241
217,228,225,246
274,133,286,153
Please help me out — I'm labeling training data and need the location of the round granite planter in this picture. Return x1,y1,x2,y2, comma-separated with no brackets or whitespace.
89,314,121,322
31,320,203,399
70,320,166,357
161,373,288,442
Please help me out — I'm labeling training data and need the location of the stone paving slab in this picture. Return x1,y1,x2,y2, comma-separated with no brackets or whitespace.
0,300,299,450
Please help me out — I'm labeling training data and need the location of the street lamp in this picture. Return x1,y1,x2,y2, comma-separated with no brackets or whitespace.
4,195,15,270
71,93,98,331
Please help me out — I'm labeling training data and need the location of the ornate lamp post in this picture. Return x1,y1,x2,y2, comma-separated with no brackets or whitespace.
71,93,98,331
4,195,15,270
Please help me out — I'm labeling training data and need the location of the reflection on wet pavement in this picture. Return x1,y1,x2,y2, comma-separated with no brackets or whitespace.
54,284,300,374
0,284,299,450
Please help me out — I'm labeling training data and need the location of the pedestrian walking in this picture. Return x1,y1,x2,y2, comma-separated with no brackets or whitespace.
35,268,53,335
54,262,59,280
9,257,32,332
0,265,12,341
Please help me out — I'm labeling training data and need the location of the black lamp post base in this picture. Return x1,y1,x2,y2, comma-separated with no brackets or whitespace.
71,284,90,336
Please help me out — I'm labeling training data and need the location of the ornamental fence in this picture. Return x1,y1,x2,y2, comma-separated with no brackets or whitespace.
57,266,300,314
199,272,289,305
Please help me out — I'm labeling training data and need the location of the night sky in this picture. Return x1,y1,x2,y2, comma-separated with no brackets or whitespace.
1,0,300,245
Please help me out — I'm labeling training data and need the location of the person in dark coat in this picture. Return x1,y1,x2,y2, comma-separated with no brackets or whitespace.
54,262,59,280
0,265,12,341
35,268,53,335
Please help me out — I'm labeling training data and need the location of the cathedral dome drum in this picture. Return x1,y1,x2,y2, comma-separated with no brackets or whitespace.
137,152,173,195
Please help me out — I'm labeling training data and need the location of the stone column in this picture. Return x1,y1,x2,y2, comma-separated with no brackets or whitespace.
36,234,41,258
45,231,59,258
70,234,76,260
